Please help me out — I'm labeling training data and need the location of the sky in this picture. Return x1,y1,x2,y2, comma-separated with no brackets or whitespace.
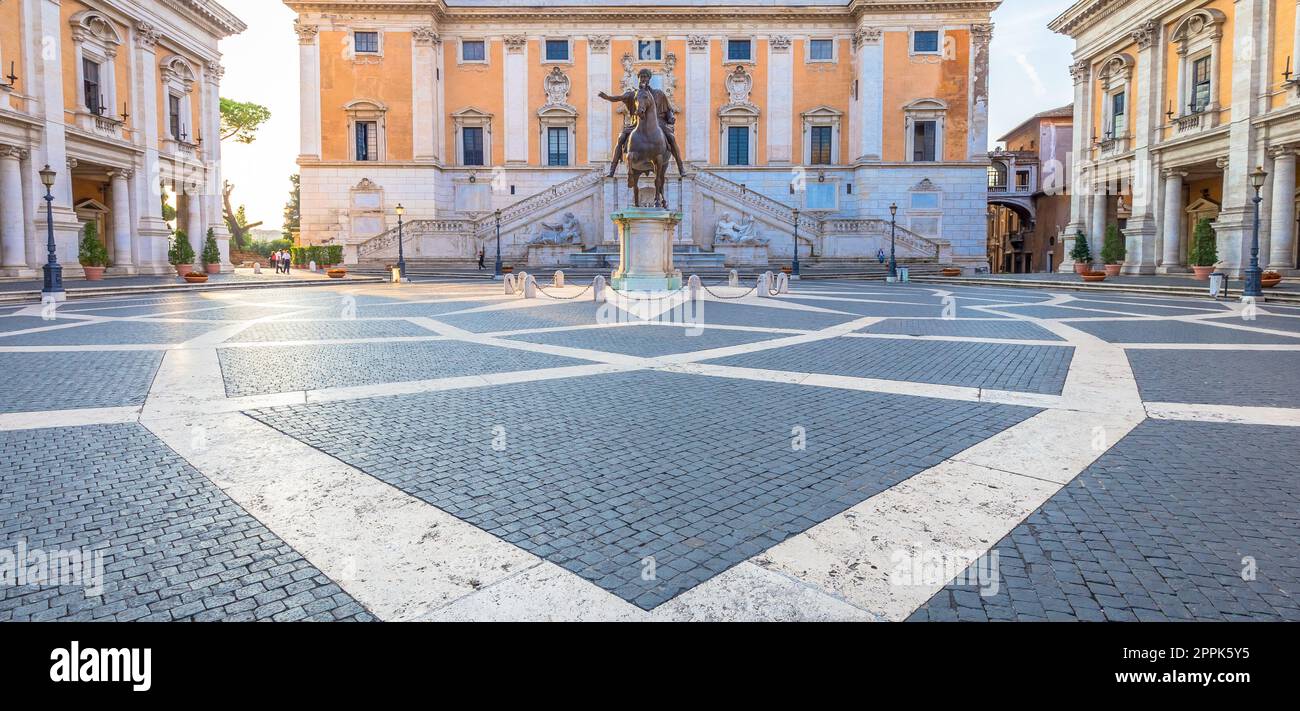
217,0,1078,232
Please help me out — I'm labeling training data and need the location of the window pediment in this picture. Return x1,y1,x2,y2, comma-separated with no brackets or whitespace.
1172,9,1227,46
70,12,123,50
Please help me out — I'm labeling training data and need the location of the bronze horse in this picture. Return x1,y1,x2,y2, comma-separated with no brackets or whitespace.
625,85,671,209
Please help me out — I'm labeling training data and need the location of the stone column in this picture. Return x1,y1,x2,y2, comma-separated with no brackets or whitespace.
767,36,793,164
296,21,322,160
412,28,439,162
587,35,612,164
503,36,528,164
684,35,710,164
1123,20,1160,274
186,188,203,269
1160,169,1186,272
108,168,134,273
851,27,883,162
36,0,81,277
1061,60,1091,271
1089,188,1107,268
968,25,993,162
204,61,231,272
134,21,170,273
1269,146,1297,271
0,146,26,272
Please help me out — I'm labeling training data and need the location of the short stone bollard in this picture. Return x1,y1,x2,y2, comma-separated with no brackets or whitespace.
687,274,701,301
503,273,517,294
728,269,739,287
308,260,317,272
523,274,537,299
517,271,529,291
775,272,790,294
756,271,770,298
593,275,606,303
554,270,565,288
253,262,262,274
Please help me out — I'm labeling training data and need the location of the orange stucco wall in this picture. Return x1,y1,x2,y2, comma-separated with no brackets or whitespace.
528,39,588,165
710,40,768,164
0,1,25,112
1271,0,1297,110
882,29,970,162
61,0,133,127
1160,0,1235,140
319,30,414,161
444,38,506,165
790,38,853,164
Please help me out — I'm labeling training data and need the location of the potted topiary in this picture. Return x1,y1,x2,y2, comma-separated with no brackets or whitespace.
1070,230,1092,274
169,230,195,276
202,228,222,274
1100,224,1125,277
78,222,110,280
1188,218,1218,280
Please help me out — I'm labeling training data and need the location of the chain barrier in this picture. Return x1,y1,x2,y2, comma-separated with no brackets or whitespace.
701,281,758,300
534,281,596,300
609,287,689,301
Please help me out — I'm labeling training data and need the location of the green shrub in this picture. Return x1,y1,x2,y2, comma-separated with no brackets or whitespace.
325,245,343,265
1069,230,1092,264
169,230,195,265
1188,218,1217,267
202,228,221,265
1100,224,1126,265
78,222,110,268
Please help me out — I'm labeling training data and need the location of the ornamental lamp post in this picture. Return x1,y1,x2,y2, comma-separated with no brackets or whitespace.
394,203,406,283
493,208,503,279
888,202,898,283
1243,166,1267,298
39,165,64,302
791,207,801,280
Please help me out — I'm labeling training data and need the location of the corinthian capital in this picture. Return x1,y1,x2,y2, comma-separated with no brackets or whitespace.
853,27,882,50
413,27,440,46
503,35,527,53
294,21,319,44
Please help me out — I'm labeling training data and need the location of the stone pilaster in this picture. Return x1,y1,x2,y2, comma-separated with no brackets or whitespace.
767,36,793,164
503,35,528,164
685,35,710,164
297,21,322,160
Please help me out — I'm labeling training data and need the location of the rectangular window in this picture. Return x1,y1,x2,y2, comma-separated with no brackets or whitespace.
463,126,484,166
913,30,941,54
547,127,569,166
545,39,569,62
356,121,377,161
354,31,379,54
637,40,662,61
462,40,486,62
1111,92,1126,136
809,39,834,61
810,125,833,165
912,120,937,162
169,94,182,140
727,126,749,166
1191,56,1211,113
1016,170,1031,191
83,59,102,114
727,39,752,62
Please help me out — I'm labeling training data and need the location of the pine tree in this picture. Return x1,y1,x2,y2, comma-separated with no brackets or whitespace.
1100,224,1126,265
1189,218,1218,267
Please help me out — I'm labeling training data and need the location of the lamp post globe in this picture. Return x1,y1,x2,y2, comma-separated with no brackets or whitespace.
1243,167,1268,298
888,202,898,283
39,165,64,302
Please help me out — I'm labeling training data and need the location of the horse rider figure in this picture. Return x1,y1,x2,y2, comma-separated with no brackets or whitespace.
598,69,686,178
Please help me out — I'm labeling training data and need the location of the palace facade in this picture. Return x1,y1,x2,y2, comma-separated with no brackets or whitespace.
287,0,1000,272
1054,0,1300,275
0,0,244,278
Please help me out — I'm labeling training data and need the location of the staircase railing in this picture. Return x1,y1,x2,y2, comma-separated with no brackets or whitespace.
821,219,943,260
692,170,821,236
469,170,604,241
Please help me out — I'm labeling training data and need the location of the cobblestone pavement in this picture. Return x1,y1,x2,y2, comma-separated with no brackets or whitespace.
0,424,373,621
1,281,1297,620
908,421,1300,622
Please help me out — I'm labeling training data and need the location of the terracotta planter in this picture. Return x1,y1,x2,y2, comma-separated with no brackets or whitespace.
83,266,106,281
183,273,208,284
1261,272,1282,288
1103,264,1122,277
1073,262,1090,275
327,268,347,279
501,265,514,274
1191,265,1215,280
174,264,189,277
204,263,220,274
780,266,793,275
941,268,962,277
1081,271,1107,283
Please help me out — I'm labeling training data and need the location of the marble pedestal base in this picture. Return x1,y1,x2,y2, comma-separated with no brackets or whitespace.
611,208,683,291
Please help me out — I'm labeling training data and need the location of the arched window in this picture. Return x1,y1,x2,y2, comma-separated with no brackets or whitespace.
344,100,387,162
903,98,947,162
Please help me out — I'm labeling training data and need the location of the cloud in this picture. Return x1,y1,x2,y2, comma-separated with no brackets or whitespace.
1015,53,1049,98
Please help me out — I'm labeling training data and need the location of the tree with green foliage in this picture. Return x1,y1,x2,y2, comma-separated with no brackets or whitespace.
202,228,222,266
78,222,110,267
282,174,301,242
222,180,263,248
219,98,272,144
1070,230,1092,265
169,230,195,265
1100,224,1126,265
1189,218,1218,267
161,193,177,224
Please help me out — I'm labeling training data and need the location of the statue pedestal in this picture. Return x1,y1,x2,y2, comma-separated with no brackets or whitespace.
527,243,583,268
714,243,770,267
611,208,682,291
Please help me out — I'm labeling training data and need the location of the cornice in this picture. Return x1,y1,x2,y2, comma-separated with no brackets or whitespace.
1048,0,1129,38
162,0,247,37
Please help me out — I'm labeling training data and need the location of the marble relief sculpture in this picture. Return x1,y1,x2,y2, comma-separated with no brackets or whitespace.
527,212,583,245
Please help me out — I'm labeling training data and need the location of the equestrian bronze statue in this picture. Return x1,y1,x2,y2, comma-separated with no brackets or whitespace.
598,69,685,209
